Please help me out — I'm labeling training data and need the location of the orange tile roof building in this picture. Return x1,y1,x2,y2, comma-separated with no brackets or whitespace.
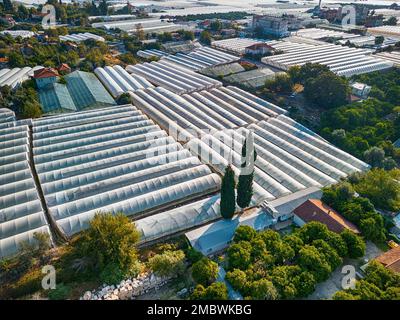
293,199,360,234
375,246,400,273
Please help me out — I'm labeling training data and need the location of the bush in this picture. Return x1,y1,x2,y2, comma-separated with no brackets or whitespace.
186,247,203,265
191,282,228,300
148,250,186,277
191,257,219,286
73,213,140,274
47,283,71,300
99,262,125,285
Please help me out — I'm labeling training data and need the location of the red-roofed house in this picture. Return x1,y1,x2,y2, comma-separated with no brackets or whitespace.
293,199,360,234
33,67,59,89
245,43,275,56
375,246,400,273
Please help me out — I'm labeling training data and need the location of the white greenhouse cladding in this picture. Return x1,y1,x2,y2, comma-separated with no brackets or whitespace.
126,61,222,94
211,38,268,55
262,41,394,77
0,109,52,259
94,65,154,98
31,104,221,237
0,66,43,90
159,47,240,72
129,85,368,209
128,86,287,141
59,32,105,43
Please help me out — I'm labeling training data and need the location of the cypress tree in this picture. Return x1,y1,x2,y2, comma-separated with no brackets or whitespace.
220,165,236,219
237,133,257,209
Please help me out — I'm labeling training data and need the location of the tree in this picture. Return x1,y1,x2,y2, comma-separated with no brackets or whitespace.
340,230,366,259
73,213,140,274
226,269,248,292
265,74,294,93
384,16,398,26
364,146,385,168
148,250,186,277
294,63,330,85
220,165,236,219
21,100,42,119
227,241,252,270
354,169,400,211
8,52,25,67
199,30,212,45
298,245,332,282
117,93,132,105
135,23,145,41
191,257,219,286
210,19,222,31
304,71,350,109
375,36,384,45
237,134,257,209
233,225,257,243
98,0,108,15
248,279,278,300
191,282,228,300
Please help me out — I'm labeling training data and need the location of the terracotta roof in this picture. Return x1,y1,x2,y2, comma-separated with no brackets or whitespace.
58,63,71,71
0,57,8,63
33,67,59,79
293,199,360,234
375,246,400,273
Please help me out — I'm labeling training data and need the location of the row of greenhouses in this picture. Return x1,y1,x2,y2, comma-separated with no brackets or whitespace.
31,104,221,237
0,66,43,90
94,65,154,97
126,61,222,94
0,109,52,259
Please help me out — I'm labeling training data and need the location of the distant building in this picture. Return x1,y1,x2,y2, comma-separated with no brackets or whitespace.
33,67,60,89
0,15,16,27
245,43,275,56
351,82,371,99
252,15,290,38
293,199,360,234
375,246,400,273
221,29,237,37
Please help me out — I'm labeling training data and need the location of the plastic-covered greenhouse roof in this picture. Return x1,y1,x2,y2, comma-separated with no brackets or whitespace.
66,71,116,109
224,68,279,89
39,83,77,114
0,109,52,259
135,195,221,243
200,63,245,78
38,71,116,115
31,104,221,237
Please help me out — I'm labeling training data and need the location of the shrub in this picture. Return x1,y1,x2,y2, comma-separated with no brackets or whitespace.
191,257,219,286
47,283,71,300
148,250,186,277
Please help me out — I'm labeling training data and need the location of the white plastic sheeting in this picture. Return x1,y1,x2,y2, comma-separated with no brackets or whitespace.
262,41,393,76
126,61,222,95
94,65,153,97
32,104,220,236
136,195,222,243
0,109,52,259
59,32,105,42
0,66,43,89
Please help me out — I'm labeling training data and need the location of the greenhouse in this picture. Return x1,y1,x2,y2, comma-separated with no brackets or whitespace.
39,70,116,114
0,109,52,259
59,32,105,42
126,61,222,94
0,66,43,90
94,65,153,97
31,104,221,237
262,41,394,76
211,38,267,55
136,195,221,243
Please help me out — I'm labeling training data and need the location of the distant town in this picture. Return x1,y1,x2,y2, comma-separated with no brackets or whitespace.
0,0,399,302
